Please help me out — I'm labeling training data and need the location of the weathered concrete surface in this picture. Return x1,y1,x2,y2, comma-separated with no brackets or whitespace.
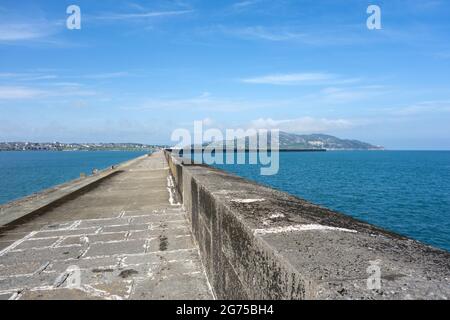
0,152,212,300
0,155,147,227
165,151,450,300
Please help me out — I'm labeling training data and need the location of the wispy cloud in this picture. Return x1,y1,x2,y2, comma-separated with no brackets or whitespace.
231,1,261,10
0,71,130,83
317,86,387,103
0,72,58,81
209,23,434,47
0,118,168,143
249,117,356,133
281,84,385,107
404,0,444,11
82,72,130,80
241,72,360,86
47,82,83,87
124,95,249,112
0,7,64,44
93,10,193,21
122,82,384,113
0,6,192,44
220,25,306,42
388,100,450,116
242,73,334,85
0,84,97,100
122,93,297,112
0,22,58,42
0,86,44,99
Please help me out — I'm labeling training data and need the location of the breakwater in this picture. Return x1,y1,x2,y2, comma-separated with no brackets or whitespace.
164,150,450,299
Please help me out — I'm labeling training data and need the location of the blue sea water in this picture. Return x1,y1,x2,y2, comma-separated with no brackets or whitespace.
214,151,450,252
0,151,147,205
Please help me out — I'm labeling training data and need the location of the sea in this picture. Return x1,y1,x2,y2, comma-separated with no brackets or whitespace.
0,150,449,252
0,151,147,205
214,151,450,252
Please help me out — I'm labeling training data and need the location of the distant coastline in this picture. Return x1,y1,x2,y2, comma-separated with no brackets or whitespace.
0,142,168,152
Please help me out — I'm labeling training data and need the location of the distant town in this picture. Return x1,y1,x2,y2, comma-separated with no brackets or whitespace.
0,142,169,152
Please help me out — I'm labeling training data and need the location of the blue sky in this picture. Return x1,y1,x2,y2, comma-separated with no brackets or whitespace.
0,0,449,149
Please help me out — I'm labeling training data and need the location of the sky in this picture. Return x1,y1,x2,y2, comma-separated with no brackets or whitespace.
0,0,449,149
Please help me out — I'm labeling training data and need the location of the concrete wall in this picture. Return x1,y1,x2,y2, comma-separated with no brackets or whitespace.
164,150,450,300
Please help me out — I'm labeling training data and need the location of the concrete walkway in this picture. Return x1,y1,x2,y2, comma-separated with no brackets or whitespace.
0,152,213,300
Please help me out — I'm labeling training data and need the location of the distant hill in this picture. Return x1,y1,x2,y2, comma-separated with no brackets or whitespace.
278,132,384,150
192,131,383,151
